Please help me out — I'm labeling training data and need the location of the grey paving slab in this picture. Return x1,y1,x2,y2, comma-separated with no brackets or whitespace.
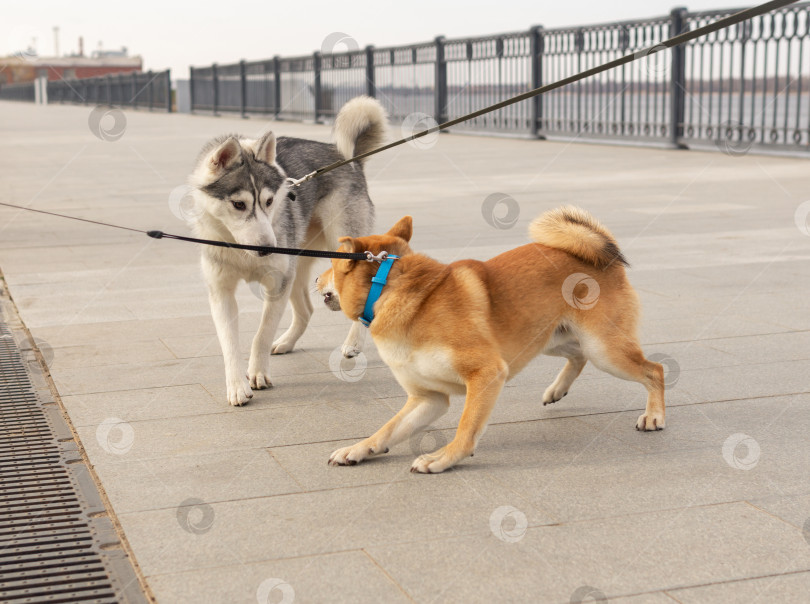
366,503,810,603
488,399,810,524
118,473,555,577
2,101,809,602
92,448,303,514
667,571,810,603
146,553,412,604
749,493,810,531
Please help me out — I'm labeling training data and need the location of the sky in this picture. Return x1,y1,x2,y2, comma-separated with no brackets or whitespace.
3,0,744,78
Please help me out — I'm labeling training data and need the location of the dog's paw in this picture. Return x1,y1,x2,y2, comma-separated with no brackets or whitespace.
410,447,459,474
328,441,388,466
271,337,295,355
248,371,273,390
341,343,361,359
542,384,568,406
636,412,665,431
227,378,253,406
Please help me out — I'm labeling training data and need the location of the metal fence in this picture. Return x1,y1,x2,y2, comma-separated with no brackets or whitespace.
0,70,172,112
190,3,810,153
0,81,37,102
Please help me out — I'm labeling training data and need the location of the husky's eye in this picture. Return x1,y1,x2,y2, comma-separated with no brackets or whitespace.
231,200,246,211
265,196,273,207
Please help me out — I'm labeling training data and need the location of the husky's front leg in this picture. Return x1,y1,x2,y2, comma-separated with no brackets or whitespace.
208,284,253,406
248,281,291,389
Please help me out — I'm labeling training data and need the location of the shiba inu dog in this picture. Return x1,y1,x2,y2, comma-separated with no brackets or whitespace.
190,96,387,406
317,207,665,473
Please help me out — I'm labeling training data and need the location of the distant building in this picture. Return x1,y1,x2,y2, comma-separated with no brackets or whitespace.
0,53,142,85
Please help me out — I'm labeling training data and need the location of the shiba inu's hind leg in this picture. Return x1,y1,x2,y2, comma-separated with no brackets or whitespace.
542,324,586,405
582,332,665,431
542,355,587,405
329,391,450,466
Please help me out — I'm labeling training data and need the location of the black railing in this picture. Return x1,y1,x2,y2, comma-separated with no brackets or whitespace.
0,81,36,102
0,70,172,112
189,3,810,153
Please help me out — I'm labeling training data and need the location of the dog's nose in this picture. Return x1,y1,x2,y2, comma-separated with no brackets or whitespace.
324,292,332,303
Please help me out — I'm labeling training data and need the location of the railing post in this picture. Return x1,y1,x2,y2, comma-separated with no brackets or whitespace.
529,25,544,138
212,63,219,115
189,67,195,113
131,71,137,108
273,56,281,119
147,70,153,111
166,69,172,112
365,45,376,98
670,6,688,148
434,36,447,125
106,75,112,106
313,51,322,122
239,59,247,117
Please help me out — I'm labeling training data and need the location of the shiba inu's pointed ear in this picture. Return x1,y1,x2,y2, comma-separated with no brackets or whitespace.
387,216,413,242
337,237,357,273
338,236,356,253
255,131,276,164
210,137,242,171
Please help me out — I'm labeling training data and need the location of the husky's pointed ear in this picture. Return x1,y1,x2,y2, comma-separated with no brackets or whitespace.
255,131,276,165
210,137,242,172
337,237,357,273
387,215,413,242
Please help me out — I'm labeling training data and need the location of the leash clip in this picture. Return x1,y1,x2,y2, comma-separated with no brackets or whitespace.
285,171,317,188
364,250,389,263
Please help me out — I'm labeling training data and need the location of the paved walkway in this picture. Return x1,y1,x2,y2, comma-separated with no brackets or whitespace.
1,100,810,603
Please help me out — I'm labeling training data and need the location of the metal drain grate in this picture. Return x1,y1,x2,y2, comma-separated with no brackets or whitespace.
0,322,146,603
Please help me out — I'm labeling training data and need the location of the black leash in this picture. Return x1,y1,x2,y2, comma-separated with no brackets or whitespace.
0,201,370,260
285,0,800,187
146,230,373,261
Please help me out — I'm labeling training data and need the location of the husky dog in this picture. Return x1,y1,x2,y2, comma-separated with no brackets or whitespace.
189,97,388,406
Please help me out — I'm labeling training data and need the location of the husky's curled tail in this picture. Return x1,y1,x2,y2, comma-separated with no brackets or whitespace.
529,206,628,270
333,96,388,165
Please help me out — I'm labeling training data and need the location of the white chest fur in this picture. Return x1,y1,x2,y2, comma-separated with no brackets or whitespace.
374,337,466,395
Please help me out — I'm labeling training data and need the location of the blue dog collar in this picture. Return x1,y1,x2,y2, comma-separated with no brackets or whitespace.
359,254,399,327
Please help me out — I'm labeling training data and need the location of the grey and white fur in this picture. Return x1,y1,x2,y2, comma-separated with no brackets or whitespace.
189,96,387,405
